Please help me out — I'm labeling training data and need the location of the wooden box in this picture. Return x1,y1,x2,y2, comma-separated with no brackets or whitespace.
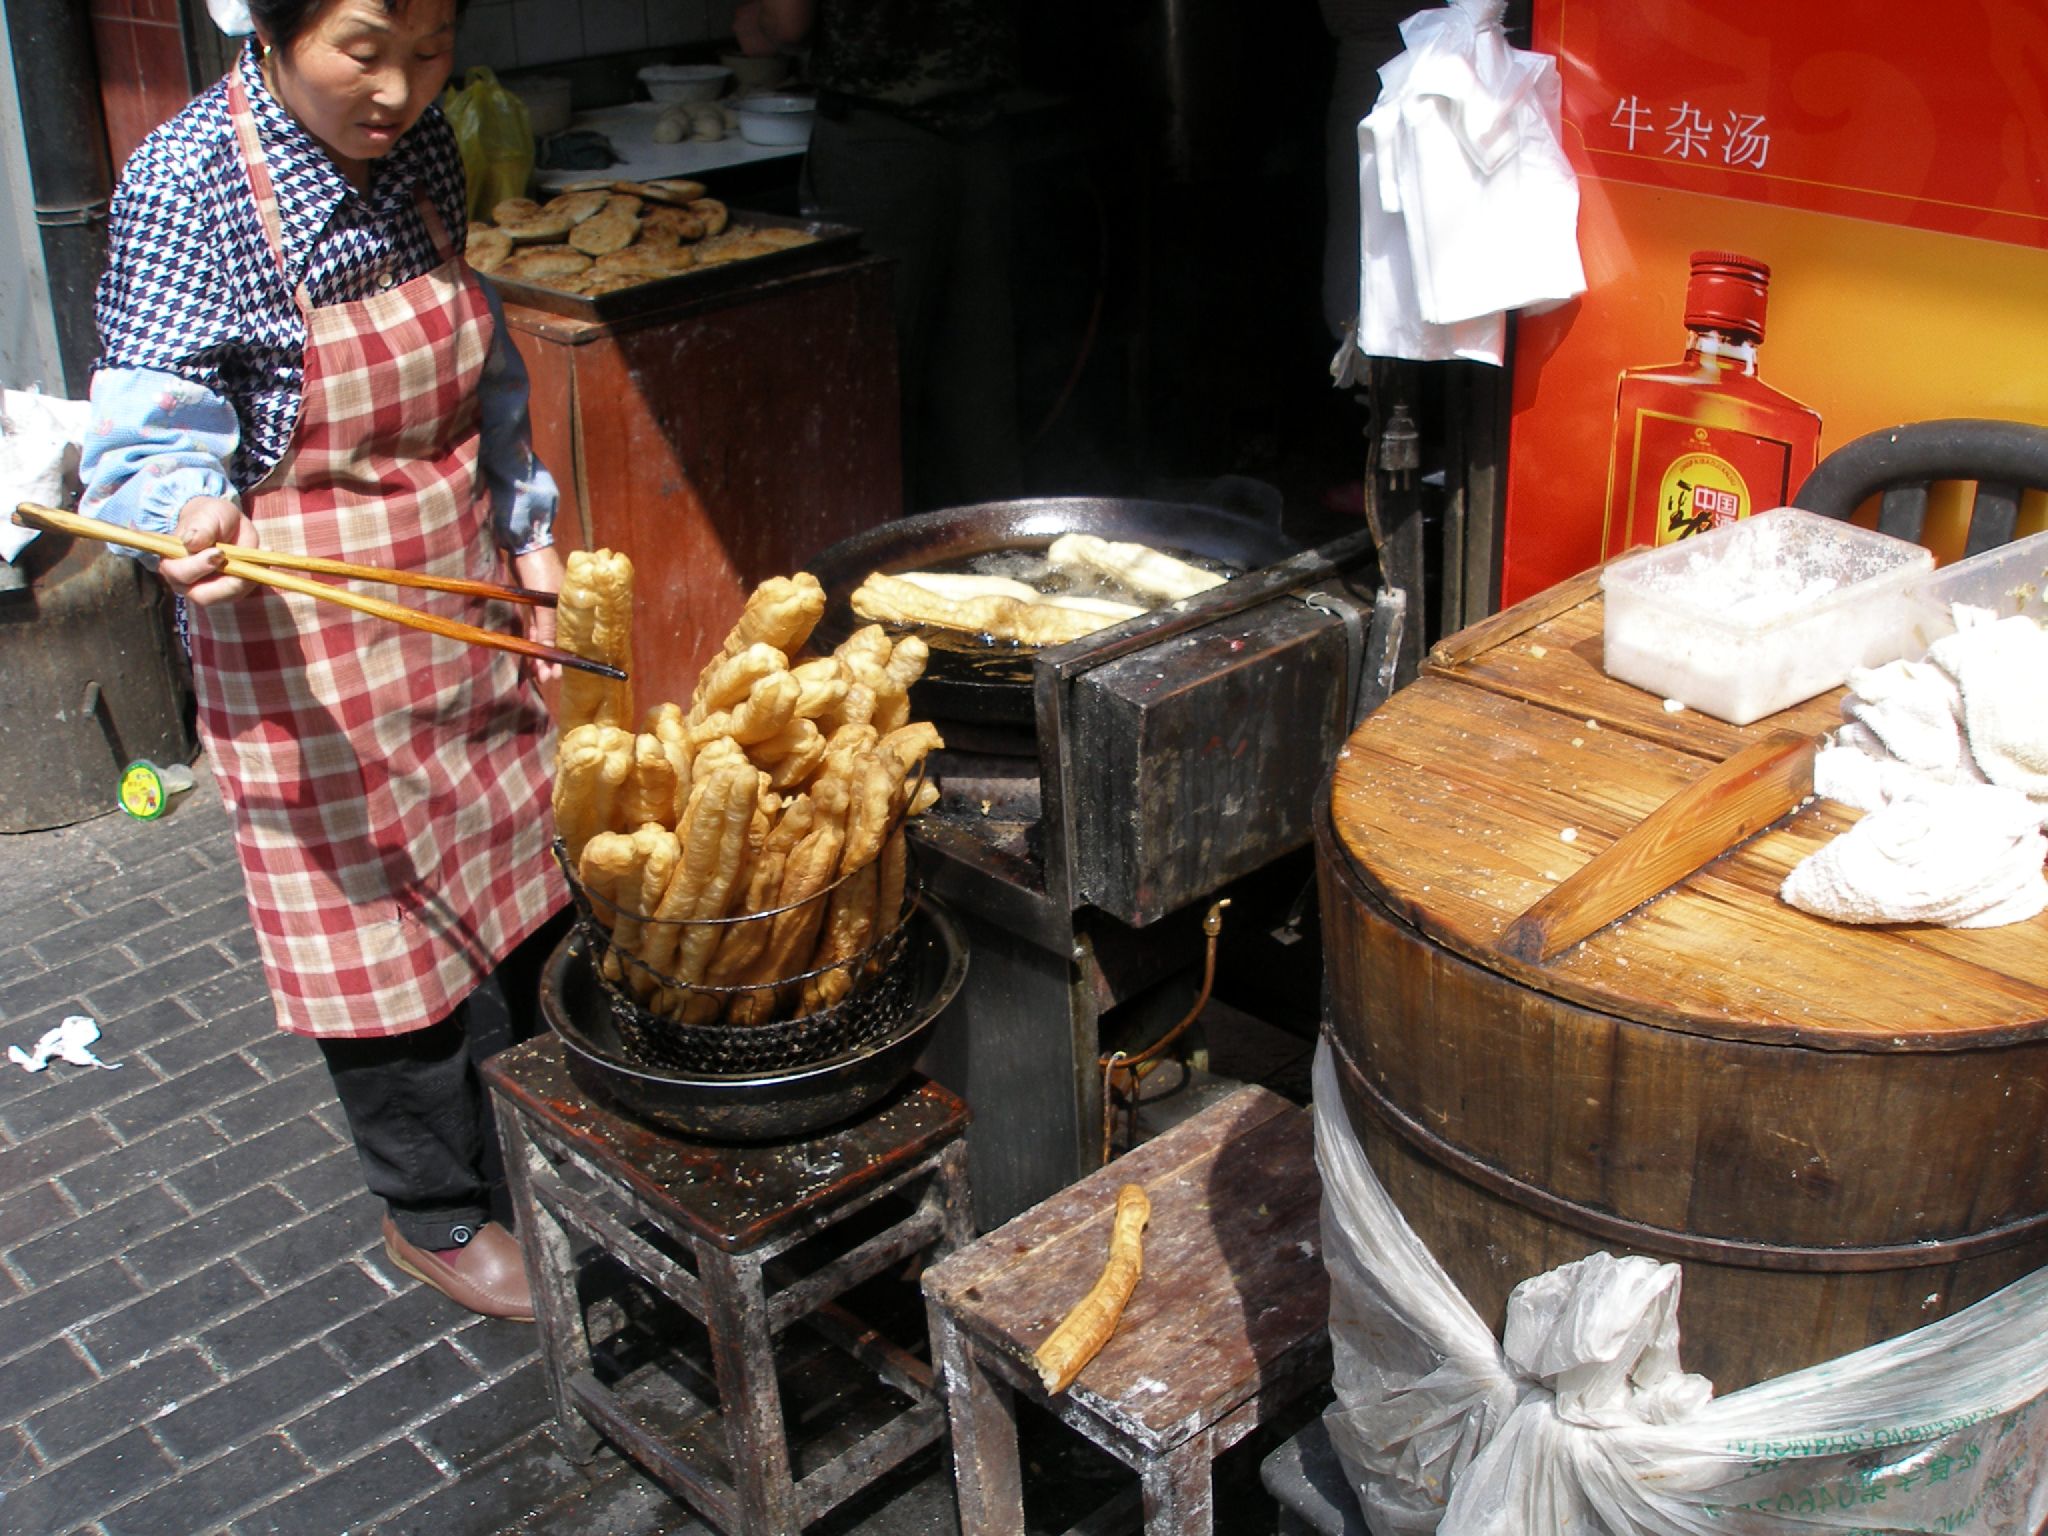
501,255,902,712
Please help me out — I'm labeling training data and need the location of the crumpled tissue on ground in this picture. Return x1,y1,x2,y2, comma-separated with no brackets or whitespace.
8,1016,122,1073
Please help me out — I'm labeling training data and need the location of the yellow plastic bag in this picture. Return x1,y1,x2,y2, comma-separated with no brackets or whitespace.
441,66,533,222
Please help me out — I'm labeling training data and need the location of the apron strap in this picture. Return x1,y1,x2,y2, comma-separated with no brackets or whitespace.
415,191,455,262
226,71,296,297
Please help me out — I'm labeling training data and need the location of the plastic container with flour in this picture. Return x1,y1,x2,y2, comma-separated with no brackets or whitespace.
1600,506,1934,724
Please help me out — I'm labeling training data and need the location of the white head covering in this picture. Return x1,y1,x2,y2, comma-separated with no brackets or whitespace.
206,0,254,34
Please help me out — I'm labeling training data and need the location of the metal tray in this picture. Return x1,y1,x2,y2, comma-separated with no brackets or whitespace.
482,209,863,322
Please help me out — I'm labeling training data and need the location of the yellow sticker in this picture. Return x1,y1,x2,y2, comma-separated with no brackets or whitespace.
118,761,167,820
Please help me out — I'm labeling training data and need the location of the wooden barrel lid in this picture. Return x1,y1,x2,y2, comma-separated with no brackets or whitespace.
1329,578,2048,1051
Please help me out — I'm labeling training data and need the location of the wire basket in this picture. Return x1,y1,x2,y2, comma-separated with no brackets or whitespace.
554,837,926,1077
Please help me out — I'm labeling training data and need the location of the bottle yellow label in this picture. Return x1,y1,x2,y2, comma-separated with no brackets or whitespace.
1655,448,1751,543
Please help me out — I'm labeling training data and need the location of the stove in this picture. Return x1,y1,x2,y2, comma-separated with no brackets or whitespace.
866,523,1401,1225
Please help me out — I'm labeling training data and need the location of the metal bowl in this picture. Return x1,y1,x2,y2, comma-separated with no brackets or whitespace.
539,897,968,1143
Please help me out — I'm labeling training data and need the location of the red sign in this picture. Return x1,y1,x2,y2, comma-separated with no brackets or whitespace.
1499,0,2048,604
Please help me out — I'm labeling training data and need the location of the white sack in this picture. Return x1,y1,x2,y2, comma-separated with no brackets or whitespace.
1315,1038,2048,1534
1347,0,1585,365
0,389,90,562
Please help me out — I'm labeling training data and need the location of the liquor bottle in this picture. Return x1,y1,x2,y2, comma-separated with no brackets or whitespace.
1601,251,1822,556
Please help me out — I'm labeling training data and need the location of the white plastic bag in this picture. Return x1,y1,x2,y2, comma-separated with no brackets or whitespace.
0,389,90,562
204,0,253,35
1314,1039,2048,1534
1347,0,1585,365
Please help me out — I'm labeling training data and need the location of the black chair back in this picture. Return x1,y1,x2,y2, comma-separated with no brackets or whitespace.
1790,418,2048,558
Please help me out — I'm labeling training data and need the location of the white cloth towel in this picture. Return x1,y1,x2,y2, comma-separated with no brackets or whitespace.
1781,781,2047,928
1786,608,2048,927
1344,0,1585,366
1930,612,2048,803
1840,658,1970,777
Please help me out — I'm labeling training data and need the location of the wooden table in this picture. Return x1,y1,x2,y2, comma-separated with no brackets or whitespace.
922,1085,1328,1536
1316,569,2048,1387
483,1040,971,1536
502,255,902,712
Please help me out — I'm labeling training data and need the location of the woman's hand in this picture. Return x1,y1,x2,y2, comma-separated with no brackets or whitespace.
513,543,566,691
161,496,259,606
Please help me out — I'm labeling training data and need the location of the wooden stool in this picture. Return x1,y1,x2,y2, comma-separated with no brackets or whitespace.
922,1085,1328,1536
482,1037,972,1536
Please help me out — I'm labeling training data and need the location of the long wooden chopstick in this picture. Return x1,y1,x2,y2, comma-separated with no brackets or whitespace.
14,503,623,681
15,502,556,606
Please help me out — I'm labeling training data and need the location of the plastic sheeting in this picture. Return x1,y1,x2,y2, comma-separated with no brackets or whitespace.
1314,1039,2048,1534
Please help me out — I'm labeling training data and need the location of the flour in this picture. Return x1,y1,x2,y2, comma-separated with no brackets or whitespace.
1621,513,1923,623
1631,520,1847,622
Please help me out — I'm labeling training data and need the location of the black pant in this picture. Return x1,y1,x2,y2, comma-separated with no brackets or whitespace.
319,909,570,1249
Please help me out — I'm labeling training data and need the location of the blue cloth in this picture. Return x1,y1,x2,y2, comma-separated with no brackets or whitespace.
82,41,557,557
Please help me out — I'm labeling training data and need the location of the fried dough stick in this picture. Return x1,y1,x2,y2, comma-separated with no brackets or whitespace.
621,732,681,830
851,570,1113,646
689,642,786,723
553,723,633,866
557,549,636,730
721,573,825,657
643,703,694,820
699,794,818,1007
580,826,678,993
725,765,851,1025
1044,532,1225,603
1031,1184,1151,1394
653,763,761,1017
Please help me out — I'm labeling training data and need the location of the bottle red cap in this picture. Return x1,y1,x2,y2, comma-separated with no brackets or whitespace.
1685,250,1771,341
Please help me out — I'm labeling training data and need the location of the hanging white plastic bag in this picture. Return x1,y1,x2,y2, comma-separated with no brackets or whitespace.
0,389,90,562
204,0,253,35
1347,0,1585,366
1314,1039,2048,1534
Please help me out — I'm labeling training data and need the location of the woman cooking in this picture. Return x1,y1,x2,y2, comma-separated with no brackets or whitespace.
80,0,564,1322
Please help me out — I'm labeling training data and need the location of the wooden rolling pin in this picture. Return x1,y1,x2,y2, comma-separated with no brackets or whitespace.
1496,729,1817,962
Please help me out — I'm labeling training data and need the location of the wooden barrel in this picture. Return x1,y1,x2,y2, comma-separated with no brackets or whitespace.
1317,581,2048,1391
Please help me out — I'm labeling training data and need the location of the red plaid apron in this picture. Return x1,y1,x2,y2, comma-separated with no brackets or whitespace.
188,76,563,1039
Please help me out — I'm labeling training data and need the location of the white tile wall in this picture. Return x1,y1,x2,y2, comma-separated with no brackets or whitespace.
649,0,710,47
581,0,649,54
456,0,728,73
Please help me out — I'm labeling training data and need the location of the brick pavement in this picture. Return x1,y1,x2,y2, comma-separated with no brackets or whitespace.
0,765,746,1536
0,760,1312,1536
